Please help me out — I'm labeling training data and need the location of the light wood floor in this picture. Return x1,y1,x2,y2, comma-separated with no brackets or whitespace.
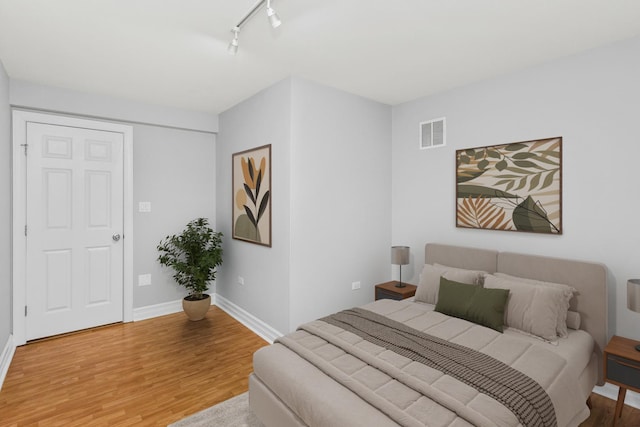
1,307,639,427
0,306,268,426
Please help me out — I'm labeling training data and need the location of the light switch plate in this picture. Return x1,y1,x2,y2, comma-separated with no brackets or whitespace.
138,201,151,213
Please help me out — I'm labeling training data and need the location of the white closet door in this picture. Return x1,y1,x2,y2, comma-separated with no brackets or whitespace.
25,122,124,340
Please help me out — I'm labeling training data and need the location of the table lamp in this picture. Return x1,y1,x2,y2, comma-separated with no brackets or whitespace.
391,246,410,288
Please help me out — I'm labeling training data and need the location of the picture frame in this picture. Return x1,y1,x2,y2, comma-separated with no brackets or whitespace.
456,137,562,234
232,144,272,246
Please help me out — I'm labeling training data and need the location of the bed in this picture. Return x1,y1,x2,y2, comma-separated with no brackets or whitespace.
249,243,608,427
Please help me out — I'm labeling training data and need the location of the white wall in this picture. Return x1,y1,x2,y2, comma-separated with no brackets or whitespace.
288,78,392,330
0,61,11,351
391,35,640,340
9,81,217,309
216,78,293,334
10,80,217,133
133,124,216,307
216,77,392,334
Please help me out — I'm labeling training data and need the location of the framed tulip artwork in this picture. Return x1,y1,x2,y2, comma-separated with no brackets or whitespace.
456,137,562,234
232,144,272,246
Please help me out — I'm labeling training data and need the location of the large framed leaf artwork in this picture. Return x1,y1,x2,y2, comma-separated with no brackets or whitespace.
456,137,562,234
232,144,272,246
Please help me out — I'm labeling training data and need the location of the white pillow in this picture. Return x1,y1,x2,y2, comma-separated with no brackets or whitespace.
494,272,576,337
566,311,581,330
415,264,485,304
484,274,565,341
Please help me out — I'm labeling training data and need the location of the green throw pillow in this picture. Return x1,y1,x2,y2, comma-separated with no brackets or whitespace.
434,277,509,332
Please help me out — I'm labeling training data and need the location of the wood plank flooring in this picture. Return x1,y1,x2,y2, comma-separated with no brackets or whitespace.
0,306,268,426
583,393,640,427
1,306,639,426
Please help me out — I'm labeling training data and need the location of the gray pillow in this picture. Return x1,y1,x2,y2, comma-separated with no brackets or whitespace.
494,272,576,338
484,274,566,341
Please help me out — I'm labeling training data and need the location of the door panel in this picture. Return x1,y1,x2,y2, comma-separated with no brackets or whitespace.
26,122,124,341
44,249,72,312
44,169,72,229
86,246,111,305
86,171,111,227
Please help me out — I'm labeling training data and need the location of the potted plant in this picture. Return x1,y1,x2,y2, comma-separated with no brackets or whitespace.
157,218,223,321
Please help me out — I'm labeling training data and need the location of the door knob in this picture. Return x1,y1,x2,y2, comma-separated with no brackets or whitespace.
112,234,121,242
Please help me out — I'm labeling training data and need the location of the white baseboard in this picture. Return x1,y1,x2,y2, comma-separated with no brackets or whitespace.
593,383,640,409
0,334,16,391
133,295,281,343
213,294,283,344
133,296,222,322
133,299,184,321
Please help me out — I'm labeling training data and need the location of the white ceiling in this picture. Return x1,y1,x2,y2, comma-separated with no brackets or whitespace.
1,0,640,114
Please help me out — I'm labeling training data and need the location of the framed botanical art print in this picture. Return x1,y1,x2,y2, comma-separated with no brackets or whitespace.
232,144,272,246
456,137,562,234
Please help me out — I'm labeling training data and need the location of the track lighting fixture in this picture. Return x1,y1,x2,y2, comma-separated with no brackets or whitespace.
228,27,239,55
266,0,281,29
228,0,282,54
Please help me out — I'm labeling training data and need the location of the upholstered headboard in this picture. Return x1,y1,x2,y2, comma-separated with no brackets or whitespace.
425,243,498,273
425,243,608,384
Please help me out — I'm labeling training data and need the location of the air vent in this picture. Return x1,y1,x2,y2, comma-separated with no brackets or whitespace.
420,117,446,149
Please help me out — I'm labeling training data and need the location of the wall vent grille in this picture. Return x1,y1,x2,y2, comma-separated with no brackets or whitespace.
420,117,446,149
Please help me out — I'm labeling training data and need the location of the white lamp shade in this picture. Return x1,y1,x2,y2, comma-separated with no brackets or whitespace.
628,279,640,312
267,8,281,28
391,246,410,265
227,40,238,54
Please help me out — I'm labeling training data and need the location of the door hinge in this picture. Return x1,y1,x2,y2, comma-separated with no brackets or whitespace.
25,305,27,316
25,225,27,237
20,143,28,155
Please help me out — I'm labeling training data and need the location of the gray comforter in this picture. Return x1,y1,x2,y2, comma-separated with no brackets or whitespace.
254,299,595,427
295,307,557,427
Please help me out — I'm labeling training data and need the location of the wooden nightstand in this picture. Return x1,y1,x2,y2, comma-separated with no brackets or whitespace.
604,335,640,426
375,281,417,301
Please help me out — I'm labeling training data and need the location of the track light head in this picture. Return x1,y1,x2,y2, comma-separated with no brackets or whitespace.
228,0,282,55
228,27,240,55
266,0,281,28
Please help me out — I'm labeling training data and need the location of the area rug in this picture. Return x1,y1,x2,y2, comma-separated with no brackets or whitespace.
169,392,264,427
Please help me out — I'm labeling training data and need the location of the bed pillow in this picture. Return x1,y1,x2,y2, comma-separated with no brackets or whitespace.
415,264,485,305
566,311,581,330
435,277,509,332
494,272,577,337
484,274,565,341
433,264,488,286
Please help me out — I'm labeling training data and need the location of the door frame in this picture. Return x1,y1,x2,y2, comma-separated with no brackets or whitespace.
12,110,134,346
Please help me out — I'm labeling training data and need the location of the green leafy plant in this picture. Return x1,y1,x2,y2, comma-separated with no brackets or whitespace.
157,218,223,300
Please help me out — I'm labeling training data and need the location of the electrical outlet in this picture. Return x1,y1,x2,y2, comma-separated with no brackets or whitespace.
238,276,245,285
138,274,152,286
351,281,361,290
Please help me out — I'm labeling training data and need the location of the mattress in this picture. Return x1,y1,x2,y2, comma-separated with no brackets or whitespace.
252,299,595,427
